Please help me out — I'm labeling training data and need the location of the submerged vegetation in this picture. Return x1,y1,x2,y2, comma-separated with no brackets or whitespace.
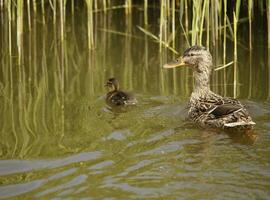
0,1,269,158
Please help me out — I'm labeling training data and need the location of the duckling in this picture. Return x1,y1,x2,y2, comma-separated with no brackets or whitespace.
164,45,255,130
105,78,137,106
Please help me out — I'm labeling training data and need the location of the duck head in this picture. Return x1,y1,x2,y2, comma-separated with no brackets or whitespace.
105,78,120,92
164,45,212,91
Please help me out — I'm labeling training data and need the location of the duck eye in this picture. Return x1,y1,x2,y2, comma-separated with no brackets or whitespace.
190,53,194,56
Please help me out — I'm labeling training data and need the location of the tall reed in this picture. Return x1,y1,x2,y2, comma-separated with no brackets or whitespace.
267,0,270,48
223,0,227,96
27,0,31,30
59,0,65,42
248,0,253,49
144,0,148,25
86,0,94,49
159,0,167,50
172,0,175,47
125,0,132,14
16,0,23,65
233,12,238,98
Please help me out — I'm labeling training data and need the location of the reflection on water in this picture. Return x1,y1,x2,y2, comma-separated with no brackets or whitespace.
0,4,270,200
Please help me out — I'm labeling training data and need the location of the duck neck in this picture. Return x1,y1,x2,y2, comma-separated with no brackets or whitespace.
108,87,118,93
112,84,119,92
192,63,211,96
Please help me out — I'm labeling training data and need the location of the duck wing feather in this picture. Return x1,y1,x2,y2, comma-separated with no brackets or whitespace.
208,104,243,118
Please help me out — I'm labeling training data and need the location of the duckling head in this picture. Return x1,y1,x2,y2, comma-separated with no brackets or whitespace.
105,78,120,92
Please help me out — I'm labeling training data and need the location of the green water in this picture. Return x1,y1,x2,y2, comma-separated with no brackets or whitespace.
0,5,270,200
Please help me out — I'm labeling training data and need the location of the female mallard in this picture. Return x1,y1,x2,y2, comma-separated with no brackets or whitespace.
164,45,255,130
105,78,137,106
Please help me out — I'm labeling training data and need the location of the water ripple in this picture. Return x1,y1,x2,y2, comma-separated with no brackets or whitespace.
0,151,101,176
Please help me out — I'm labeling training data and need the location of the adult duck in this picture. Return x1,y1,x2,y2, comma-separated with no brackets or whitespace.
164,45,255,130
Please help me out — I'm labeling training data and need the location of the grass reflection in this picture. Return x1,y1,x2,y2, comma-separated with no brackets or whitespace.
0,1,269,157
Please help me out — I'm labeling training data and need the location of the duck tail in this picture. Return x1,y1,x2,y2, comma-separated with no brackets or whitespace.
224,121,256,129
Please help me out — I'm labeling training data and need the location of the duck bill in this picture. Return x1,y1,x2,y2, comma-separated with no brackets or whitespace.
163,57,186,69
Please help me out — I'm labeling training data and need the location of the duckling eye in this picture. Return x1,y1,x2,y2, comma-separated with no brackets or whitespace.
189,53,194,56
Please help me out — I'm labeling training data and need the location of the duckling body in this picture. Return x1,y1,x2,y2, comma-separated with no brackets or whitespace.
106,90,136,106
105,78,137,106
164,45,255,130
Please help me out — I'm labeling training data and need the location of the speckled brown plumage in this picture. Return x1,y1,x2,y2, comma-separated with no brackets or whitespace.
105,78,137,107
164,45,255,130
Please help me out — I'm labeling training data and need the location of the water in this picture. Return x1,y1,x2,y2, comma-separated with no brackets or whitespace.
0,5,270,199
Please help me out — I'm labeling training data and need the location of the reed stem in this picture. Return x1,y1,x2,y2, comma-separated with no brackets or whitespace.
144,0,148,25
172,0,175,47
233,11,238,98
267,0,270,48
86,0,94,49
125,0,132,14
248,0,253,49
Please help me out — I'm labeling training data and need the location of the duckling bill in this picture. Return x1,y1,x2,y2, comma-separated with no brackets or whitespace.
105,78,137,106
163,45,255,130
